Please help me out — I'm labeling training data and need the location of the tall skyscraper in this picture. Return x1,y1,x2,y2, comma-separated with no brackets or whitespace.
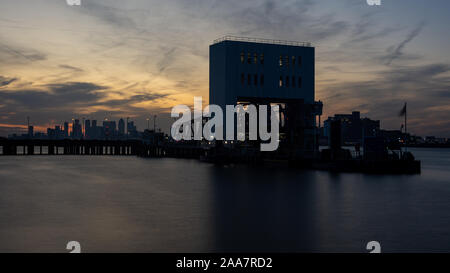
64,122,69,138
28,126,34,138
127,121,137,138
85,119,91,138
91,120,99,139
72,119,82,139
103,120,117,139
118,118,125,136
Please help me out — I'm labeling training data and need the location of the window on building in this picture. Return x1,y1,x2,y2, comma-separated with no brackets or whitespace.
285,76,290,87
260,75,264,86
298,76,302,88
254,53,258,64
247,53,252,64
240,53,245,64
292,76,295,87
292,56,296,66
279,56,283,67
298,56,302,67
260,54,264,65
285,56,289,67
279,76,283,87
254,74,258,86
241,73,245,85
248,74,251,85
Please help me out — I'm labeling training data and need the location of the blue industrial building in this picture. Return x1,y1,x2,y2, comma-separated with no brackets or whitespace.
209,36,322,155
210,36,315,107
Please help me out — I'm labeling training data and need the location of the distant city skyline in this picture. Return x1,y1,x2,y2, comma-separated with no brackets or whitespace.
1,0,450,137
7,111,448,144
8,116,161,140
0,115,164,136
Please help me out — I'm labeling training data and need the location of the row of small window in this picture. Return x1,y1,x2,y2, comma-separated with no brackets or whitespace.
239,74,302,88
241,74,265,86
279,55,302,67
239,53,302,67
279,76,302,88
241,53,264,65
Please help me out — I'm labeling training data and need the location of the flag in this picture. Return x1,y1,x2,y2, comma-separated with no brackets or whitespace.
399,102,407,117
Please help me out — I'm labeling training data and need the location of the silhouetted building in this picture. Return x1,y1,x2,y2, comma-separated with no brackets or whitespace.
209,36,322,153
64,122,69,138
47,125,65,140
103,120,117,139
362,117,380,140
85,119,91,138
87,120,103,140
72,119,82,139
127,121,138,138
143,129,165,145
324,111,380,144
411,135,425,144
118,118,125,136
377,129,409,145
424,136,447,144
28,126,34,139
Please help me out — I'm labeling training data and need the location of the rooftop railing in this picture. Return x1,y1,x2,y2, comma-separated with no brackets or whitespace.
213,36,312,47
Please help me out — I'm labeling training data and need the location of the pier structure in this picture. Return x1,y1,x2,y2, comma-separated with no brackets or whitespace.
0,139,143,156
0,138,203,159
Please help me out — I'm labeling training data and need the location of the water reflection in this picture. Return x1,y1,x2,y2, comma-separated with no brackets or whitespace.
0,148,449,252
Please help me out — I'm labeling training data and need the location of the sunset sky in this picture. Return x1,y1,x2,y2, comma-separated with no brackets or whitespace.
1,0,449,137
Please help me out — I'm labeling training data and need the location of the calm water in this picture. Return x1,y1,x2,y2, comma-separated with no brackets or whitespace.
1,148,450,253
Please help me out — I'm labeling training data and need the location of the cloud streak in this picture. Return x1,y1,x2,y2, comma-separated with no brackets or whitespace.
59,65,84,72
382,22,426,65
0,76,17,87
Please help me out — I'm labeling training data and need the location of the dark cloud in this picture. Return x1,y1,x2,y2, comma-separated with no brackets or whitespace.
79,1,139,29
211,0,348,41
0,82,105,109
348,12,400,44
99,93,168,107
59,65,84,72
0,82,167,110
76,0,348,46
382,22,426,65
156,47,177,73
0,41,46,63
382,63,450,85
306,14,349,41
0,76,17,87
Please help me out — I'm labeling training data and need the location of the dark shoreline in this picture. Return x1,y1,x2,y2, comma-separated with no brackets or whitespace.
340,144,450,149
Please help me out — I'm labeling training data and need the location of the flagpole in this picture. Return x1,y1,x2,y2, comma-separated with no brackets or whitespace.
405,102,407,154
